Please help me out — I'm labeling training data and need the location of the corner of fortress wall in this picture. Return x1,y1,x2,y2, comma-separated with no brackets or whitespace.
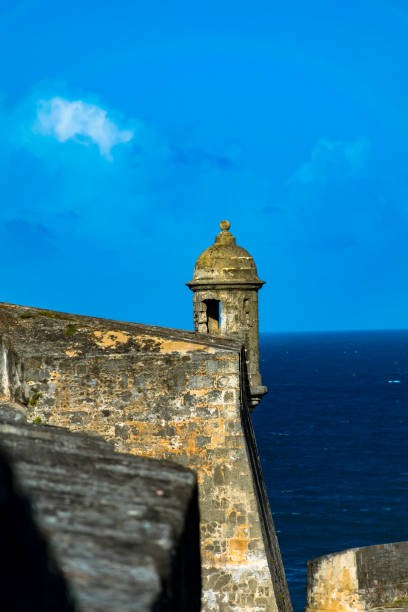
306,541,408,612
0,302,292,612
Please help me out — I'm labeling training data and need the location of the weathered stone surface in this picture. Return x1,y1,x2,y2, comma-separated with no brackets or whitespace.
0,406,201,611
0,399,27,422
306,542,408,612
0,301,290,612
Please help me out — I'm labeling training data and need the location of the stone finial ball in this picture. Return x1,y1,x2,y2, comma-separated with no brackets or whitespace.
220,220,231,231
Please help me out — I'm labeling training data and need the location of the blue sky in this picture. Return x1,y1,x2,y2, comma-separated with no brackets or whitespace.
1,0,407,331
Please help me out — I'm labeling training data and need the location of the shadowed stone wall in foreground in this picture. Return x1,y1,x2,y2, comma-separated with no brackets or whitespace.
0,302,291,612
0,403,201,611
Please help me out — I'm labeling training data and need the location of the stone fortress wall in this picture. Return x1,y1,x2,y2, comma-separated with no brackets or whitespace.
0,302,291,612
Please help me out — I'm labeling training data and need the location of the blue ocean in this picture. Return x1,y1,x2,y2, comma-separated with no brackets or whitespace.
253,330,408,612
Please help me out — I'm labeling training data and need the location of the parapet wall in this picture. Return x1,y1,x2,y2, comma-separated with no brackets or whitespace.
0,303,291,612
306,541,408,612
0,404,201,611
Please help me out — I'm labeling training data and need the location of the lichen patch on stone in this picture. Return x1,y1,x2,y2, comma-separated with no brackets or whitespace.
159,340,216,354
93,330,130,349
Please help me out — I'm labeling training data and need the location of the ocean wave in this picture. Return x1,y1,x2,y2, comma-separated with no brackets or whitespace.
269,431,291,436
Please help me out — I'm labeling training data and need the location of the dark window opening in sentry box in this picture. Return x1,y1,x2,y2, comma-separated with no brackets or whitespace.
204,299,220,334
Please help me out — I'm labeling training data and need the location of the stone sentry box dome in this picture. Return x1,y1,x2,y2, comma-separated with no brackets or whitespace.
187,220,267,407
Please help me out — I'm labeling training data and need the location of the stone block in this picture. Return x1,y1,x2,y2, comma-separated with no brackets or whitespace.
206,360,238,375
188,375,213,389
222,390,236,403
217,375,239,389
206,388,223,402
195,435,211,448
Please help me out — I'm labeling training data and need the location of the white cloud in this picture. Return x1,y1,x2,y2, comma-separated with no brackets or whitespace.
34,97,134,159
290,138,370,186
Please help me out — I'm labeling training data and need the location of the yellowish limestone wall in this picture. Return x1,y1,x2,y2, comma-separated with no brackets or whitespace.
305,549,364,612
0,303,291,612
306,542,408,612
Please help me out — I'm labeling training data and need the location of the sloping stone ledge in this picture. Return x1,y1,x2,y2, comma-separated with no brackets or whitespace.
0,403,201,611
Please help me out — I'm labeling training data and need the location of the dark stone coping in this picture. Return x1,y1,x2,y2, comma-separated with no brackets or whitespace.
308,541,408,564
186,280,265,289
0,403,201,611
